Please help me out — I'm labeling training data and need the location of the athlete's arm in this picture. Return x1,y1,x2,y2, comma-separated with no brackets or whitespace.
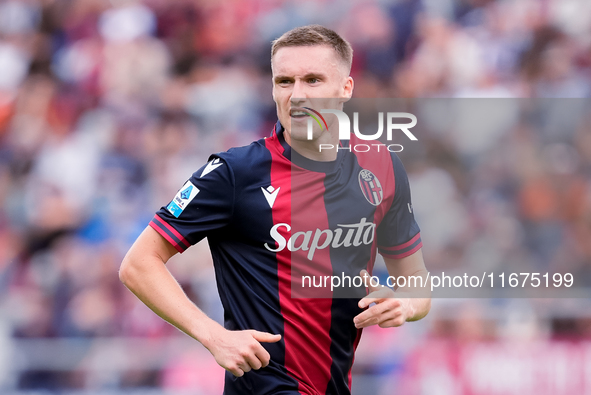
353,249,431,328
119,226,281,377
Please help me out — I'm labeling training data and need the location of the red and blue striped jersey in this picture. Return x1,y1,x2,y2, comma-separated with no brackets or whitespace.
149,122,422,395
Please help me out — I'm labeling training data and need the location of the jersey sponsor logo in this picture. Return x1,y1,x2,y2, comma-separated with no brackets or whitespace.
359,169,383,206
167,181,200,218
200,158,223,178
261,185,280,208
264,217,376,260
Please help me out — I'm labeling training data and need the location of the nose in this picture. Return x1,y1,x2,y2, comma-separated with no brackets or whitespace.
290,79,307,104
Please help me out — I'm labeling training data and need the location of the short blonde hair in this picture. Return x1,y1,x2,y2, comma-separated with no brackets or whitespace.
271,25,353,72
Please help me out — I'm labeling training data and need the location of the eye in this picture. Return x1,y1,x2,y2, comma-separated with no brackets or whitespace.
308,78,319,84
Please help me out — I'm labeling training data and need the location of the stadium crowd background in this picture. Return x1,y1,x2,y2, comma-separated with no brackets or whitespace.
0,0,590,393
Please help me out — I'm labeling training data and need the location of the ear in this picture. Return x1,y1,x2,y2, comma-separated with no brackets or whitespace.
270,60,277,103
341,76,354,103
344,76,354,98
271,75,278,104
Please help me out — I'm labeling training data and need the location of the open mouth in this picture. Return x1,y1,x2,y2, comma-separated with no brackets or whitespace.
290,107,310,118
290,107,328,131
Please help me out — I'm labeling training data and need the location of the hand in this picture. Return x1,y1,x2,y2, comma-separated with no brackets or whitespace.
207,329,281,377
353,270,413,329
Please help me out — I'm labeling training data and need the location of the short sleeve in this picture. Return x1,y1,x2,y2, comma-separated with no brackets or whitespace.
149,157,234,253
376,154,422,259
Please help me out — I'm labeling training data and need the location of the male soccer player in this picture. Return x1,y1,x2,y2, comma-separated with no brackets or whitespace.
120,25,430,395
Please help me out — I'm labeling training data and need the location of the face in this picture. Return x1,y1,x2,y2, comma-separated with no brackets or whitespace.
272,45,353,144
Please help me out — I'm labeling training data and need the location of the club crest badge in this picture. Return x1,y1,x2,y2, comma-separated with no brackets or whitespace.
359,169,383,206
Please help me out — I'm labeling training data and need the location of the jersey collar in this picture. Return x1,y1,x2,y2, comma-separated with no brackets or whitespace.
273,121,344,174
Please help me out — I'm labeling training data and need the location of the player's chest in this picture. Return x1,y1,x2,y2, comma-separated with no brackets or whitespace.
231,166,393,243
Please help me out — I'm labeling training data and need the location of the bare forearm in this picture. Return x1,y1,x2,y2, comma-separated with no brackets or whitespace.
119,252,222,349
120,227,282,377
397,268,431,321
384,250,432,323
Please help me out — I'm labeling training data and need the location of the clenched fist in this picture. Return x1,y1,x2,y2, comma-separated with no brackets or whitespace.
207,329,281,377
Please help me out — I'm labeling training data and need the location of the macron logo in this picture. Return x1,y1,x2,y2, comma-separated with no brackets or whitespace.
201,158,223,178
261,186,280,208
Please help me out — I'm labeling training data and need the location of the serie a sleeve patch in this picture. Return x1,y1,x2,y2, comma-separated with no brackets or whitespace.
166,181,200,218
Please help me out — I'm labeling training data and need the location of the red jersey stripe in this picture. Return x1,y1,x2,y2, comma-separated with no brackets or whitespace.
150,216,188,253
380,240,423,259
379,232,421,252
153,214,190,249
266,133,334,395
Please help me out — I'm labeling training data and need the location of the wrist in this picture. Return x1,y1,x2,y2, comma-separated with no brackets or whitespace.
393,291,416,321
396,293,429,322
192,318,225,351
403,298,417,321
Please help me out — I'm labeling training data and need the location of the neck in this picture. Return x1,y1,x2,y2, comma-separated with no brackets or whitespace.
284,131,338,161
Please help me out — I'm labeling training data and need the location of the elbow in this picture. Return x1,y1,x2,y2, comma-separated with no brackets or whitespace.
119,254,136,287
119,259,129,286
